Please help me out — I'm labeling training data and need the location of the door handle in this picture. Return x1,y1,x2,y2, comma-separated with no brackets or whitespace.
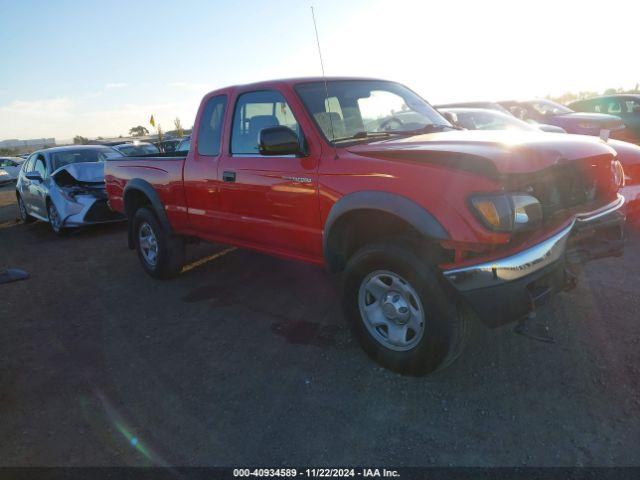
223,171,236,182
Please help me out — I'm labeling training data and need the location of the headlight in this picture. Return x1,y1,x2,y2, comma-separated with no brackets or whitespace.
612,160,625,188
470,193,543,232
0,169,8,176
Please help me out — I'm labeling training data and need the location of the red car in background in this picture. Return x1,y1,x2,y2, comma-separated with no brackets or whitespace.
609,139,640,221
440,107,640,222
498,99,628,140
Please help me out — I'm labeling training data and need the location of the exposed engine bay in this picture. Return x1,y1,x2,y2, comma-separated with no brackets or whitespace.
49,162,125,228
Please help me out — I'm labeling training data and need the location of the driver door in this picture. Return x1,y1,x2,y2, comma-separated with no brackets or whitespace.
215,89,322,259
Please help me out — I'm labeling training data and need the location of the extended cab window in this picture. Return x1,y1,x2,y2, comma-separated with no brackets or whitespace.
197,95,226,156
231,90,300,154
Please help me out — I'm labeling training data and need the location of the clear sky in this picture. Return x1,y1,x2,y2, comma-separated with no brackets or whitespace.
1,0,638,142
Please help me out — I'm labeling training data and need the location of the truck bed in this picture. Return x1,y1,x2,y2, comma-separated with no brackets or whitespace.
104,155,188,229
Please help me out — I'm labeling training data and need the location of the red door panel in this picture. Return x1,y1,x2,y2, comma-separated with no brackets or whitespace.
216,155,321,258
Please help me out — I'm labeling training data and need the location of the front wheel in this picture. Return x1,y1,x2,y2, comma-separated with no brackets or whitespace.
133,207,185,279
342,239,473,375
47,200,65,235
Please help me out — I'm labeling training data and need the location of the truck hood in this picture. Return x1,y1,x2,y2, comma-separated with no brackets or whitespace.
346,130,616,178
51,162,105,184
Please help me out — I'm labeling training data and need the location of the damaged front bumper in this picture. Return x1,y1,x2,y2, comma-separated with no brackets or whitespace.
49,163,125,228
442,194,625,327
50,190,125,228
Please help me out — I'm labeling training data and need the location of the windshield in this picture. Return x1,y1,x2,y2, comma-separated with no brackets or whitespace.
446,109,536,131
295,80,450,143
116,143,160,156
530,99,573,116
50,148,121,172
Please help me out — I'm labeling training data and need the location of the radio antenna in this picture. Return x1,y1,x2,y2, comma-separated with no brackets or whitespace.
311,6,335,142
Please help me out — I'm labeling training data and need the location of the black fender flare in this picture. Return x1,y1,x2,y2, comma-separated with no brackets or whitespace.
323,191,449,272
123,179,172,248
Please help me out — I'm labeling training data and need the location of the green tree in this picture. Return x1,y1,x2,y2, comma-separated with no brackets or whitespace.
157,124,164,144
174,117,184,138
129,126,149,137
73,135,89,144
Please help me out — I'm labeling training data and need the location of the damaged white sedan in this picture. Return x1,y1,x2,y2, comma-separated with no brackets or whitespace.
15,145,126,234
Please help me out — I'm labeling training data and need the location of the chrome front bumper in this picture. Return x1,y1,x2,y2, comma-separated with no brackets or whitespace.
443,194,625,293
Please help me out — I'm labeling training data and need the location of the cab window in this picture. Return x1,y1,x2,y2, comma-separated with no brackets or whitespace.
231,90,300,155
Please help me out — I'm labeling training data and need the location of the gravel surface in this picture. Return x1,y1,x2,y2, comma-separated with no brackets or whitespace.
1,182,639,466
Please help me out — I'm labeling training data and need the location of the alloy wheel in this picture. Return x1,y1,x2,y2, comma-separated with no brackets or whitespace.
48,203,62,233
138,222,159,267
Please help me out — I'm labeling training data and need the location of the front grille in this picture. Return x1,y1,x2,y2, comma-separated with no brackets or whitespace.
525,164,599,219
84,200,124,222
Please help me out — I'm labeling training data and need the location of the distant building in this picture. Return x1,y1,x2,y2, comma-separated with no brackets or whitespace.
0,138,56,154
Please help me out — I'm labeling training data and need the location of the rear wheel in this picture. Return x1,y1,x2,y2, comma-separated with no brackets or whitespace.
17,194,34,223
342,239,473,375
133,207,185,279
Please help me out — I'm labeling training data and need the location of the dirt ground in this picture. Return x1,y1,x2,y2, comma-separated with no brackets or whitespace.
1,182,639,467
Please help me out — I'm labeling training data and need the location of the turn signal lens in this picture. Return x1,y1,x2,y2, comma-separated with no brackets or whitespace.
470,195,513,231
472,199,502,229
470,193,542,233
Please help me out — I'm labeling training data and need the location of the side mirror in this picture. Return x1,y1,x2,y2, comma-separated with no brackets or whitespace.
441,112,457,125
25,171,43,182
259,126,302,156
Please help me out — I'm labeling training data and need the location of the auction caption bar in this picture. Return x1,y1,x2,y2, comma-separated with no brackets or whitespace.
2,467,640,480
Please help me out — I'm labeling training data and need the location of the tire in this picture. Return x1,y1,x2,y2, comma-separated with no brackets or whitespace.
17,194,35,223
132,206,185,279
342,238,473,375
46,200,66,235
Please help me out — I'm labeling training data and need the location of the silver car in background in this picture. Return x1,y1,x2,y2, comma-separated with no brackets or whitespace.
0,157,24,184
438,108,567,133
15,145,125,234
112,141,160,156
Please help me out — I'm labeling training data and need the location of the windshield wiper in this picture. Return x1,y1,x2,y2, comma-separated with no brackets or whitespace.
333,124,461,144
392,124,463,136
333,131,397,143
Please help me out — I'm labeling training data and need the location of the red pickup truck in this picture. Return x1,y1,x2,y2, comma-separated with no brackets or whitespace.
105,77,626,374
